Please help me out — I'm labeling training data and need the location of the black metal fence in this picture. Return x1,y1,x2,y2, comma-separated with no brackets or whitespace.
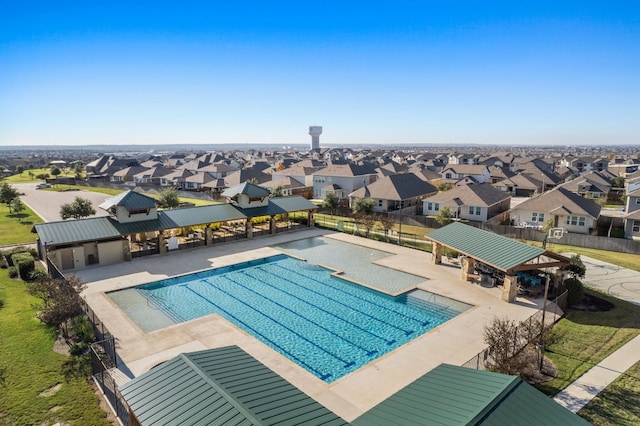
90,337,130,426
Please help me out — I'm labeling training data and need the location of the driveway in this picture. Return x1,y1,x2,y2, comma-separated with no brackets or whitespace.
16,182,111,222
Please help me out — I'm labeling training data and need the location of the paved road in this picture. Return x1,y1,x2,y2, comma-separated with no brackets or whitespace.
16,182,111,222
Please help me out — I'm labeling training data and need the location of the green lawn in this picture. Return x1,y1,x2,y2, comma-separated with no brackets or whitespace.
536,289,640,398
578,360,640,425
4,168,80,184
0,273,110,425
0,203,42,246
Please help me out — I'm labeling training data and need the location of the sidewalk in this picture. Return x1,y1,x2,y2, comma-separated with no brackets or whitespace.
553,333,640,413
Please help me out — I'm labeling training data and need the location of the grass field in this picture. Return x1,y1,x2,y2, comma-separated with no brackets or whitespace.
0,203,42,246
578,360,640,425
4,168,81,184
0,273,110,425
530,241,640,272
536,289,640,398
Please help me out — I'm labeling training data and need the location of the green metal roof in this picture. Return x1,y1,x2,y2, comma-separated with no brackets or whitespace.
222,181,271,198
425,222,545,273
98,190,157,211
352,364,589,426
119,346,347,426
33,196,316,246
239,196,318,217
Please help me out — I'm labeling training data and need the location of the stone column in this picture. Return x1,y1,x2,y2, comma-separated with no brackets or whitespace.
270,216,276,235
432,242,442,264
246,220,254,238
502,274,518,303
461,257,476,282
158,234,167,254
122,238,132,262
205,227,213,245
309,211,315,227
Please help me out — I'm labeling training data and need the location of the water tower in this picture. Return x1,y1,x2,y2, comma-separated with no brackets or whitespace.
308,126,322,151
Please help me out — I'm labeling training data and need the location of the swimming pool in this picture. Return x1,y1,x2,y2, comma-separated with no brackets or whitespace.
109,254,469,382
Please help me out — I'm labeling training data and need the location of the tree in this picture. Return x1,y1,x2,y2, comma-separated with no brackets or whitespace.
51,167,62,177
483,317,527,375
435,206,454,226
10,198,25,220
0,183,19,208
73,164,84,180
60,197,96,220
376,213,396,242
612,176,625,188
25,275,85,338
157,187,180,209
437,182,453,192
322,193,339,215
16,166,24,175
271,185,284,198
352,197,374,215
566,254,586,279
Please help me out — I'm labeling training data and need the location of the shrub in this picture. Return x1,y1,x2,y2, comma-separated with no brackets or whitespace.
29,248,38,258
563,278,585,305
11,252,34,279
69,342,89,356
26,269,49,282
71,315,95,344
0,257,7,269
8,266,18,278
2,246,30,266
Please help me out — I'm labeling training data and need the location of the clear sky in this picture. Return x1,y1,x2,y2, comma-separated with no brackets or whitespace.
1,1,638,147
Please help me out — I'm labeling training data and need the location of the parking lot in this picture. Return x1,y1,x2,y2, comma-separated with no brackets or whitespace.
16,182,111,222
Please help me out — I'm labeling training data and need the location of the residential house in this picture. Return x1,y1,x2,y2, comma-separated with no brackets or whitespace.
559,156,609,172
440,164,490,184
493,173,545,197
422,183,511,222
348,173,437,213
132,166,175,186
623,177,640,240
110,166,150,185
312,163,378,200
558,171,613,201
261,176,308,197
448,153,479,165
509,187,601,234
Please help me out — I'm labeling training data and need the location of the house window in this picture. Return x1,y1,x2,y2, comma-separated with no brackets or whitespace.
532,212,545,222
591,193,600,199
633,220,640,233
434,203,440,212
635,198,640,205
427,202,433,210
445,173,452,179
378,200,383,207
565,216,586,227
468,206,481,215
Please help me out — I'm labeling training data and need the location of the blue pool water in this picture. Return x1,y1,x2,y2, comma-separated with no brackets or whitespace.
109,254,468,382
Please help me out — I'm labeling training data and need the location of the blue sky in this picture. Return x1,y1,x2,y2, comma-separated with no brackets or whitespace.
1,1,638,146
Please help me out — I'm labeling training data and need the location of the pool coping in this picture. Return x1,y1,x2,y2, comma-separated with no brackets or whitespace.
77,228,547,422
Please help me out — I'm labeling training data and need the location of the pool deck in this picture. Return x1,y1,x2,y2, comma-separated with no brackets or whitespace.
77,228,547,422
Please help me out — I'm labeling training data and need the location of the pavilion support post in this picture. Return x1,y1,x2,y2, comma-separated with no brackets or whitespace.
309,211,315,227
432,242,442,264
122,238,132,262
158,234,167,254
246,220,253,238
205,227,213,245
502,275,518,303
461,257,476,282
270,216,276,235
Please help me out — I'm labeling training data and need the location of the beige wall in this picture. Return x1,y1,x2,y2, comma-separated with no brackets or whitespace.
98,240,126,266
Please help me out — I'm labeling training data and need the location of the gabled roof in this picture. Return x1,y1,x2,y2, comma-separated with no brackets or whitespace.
119,346,346,426
512,187,602,219
441,164,488,175
353,364,588,425
424,183,510,207
98,190,157,211
314,163,378,177
425,222,546,273
222,181,271,198
349,173,437,201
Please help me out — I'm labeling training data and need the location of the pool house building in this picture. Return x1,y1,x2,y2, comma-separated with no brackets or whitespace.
33,183,318,274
